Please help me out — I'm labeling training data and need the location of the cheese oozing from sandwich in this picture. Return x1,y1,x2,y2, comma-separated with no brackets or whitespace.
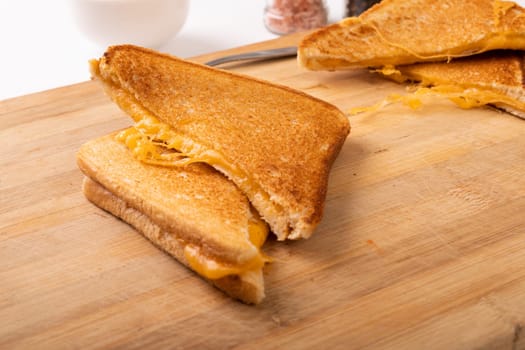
116,112,286,238
349,85,525,115
350,63,525,116
183,212,270,280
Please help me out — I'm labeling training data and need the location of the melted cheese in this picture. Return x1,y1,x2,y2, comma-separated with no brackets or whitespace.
117,113,287,236
349,85,525,116
184,245,240,280
349,90,423,115
184,210,270,280
351,62,525,115
248,210,269,248
117,114,245,182
117,118,282,211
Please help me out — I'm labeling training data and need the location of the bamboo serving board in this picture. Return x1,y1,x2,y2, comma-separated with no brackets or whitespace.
1,33,525,349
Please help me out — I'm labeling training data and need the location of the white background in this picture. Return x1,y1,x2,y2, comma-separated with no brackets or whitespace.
1,0,524,101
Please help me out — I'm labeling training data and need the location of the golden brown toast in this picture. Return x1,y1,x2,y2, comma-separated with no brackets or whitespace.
377,50,525,119
298,0,525,70
91,45,350,240
77,133,269,304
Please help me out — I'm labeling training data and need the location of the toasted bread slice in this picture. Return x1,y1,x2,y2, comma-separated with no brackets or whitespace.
90,45,350,240
376,50,525,119
299,0,525,70
77,133,269,304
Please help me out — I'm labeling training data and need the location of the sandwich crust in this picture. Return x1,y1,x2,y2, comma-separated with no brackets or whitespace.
93,45,350,240
77,133,267,304
299,0,525,70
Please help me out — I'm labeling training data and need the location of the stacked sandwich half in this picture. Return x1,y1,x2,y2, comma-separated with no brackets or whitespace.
298,0,525,119
77,45,350,304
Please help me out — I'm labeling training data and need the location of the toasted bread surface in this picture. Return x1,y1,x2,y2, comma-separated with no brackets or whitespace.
298,0,525,70
93,45,350,240
77,133,267,303
394,51,524,89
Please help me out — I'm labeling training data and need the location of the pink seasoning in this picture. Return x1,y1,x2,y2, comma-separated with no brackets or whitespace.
264,0,328,35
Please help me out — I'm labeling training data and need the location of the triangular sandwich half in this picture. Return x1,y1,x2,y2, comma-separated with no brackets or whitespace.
77,133,269,304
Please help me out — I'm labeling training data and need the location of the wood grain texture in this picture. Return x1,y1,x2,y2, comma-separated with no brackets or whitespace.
1,33,525,349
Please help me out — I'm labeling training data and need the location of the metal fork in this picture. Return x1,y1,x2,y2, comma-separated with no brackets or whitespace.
205,46,297,67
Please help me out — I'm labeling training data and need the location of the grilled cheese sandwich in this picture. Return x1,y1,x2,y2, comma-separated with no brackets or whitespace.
77,133,270,304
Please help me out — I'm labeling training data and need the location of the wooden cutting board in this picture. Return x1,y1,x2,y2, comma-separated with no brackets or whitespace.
2,33,525,350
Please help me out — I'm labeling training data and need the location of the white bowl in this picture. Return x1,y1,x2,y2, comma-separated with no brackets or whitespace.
71,0,190,48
